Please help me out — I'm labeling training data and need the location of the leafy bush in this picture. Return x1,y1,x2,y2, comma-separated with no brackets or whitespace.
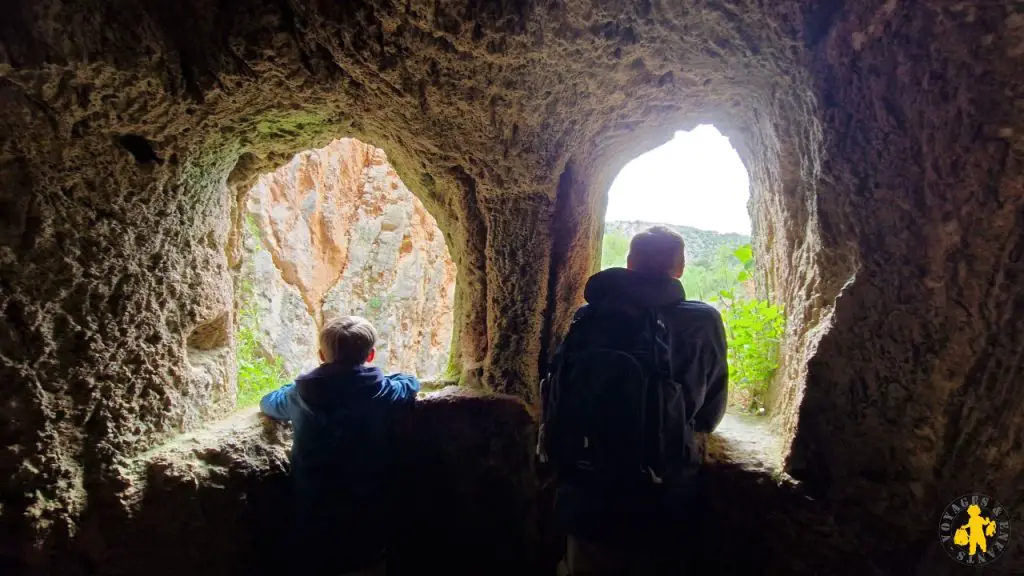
235,281,288,408
715,245,784,414
236,323,288,408
684,244,751,301
721,297,784,413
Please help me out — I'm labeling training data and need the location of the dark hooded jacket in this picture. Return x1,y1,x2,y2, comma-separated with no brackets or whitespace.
554,267,728,544
260,363,419,571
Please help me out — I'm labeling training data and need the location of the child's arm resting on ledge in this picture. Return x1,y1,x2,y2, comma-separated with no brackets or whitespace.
260,383,297,421
378,373,421,404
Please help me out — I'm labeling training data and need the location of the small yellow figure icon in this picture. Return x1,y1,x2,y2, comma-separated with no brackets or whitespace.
955,504,995,556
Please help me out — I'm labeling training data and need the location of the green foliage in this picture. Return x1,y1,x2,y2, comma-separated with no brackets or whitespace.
682,244,748,301
721,299,784,413
235,280,288,408
600,231,630,270
717,245,784,414
733,243,754,282
733,244,754,268
236,322,288,408
245,214,262,240
368,296,384,310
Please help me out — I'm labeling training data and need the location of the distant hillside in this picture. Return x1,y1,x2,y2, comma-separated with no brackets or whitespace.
604,220,750,265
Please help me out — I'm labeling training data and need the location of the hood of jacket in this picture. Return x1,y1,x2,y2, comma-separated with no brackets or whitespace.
583,267,686,308
294,363,385,411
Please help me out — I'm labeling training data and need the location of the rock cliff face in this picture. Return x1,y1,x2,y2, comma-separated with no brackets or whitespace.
236,222,319,379
243,139,455,379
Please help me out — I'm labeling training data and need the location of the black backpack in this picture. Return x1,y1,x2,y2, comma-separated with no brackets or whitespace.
540,299,684,487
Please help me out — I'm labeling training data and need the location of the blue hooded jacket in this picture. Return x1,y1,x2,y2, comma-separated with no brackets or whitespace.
260,363,419,570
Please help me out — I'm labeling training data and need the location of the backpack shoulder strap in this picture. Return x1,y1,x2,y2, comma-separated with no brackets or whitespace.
538,305,591,463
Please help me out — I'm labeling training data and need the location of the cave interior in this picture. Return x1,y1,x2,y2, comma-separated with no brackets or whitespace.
1,0,1022,574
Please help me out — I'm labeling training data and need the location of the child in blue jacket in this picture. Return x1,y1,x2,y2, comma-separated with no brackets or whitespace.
260,315,419,575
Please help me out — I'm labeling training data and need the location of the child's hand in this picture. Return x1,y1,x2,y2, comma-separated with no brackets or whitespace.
257,411,276,432
259,411,290,444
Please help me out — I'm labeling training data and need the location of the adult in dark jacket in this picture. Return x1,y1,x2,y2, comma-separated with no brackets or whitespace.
554,226,728,575
260,316,419,575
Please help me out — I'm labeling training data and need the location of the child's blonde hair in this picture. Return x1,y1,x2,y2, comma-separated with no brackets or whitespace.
320,315,377,365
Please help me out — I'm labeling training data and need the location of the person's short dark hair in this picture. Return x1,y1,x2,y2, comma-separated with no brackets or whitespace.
320,315,377,365
627,226,686,276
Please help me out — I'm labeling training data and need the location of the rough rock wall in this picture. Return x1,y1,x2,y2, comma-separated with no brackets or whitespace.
1,0,1023,573
244,139,455,378
785,4,1024,564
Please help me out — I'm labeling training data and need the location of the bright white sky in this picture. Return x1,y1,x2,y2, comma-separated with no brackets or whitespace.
605,124,751,235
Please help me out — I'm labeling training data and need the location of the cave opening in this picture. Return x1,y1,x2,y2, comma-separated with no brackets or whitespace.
600,125,785,416
598,124,788,466
229,138,457,408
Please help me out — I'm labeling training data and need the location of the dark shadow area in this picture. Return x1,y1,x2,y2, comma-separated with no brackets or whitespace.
118,134,162,165
47,389,964,576
390,389,539,575
63,389,539,576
